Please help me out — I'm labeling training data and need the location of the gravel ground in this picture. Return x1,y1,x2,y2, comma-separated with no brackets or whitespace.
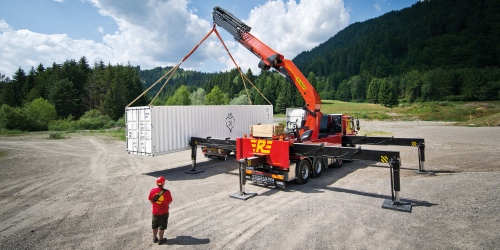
0,121,498,249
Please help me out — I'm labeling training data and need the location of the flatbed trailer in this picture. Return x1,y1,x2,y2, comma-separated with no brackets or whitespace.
190,134,426,212
190,135,426,186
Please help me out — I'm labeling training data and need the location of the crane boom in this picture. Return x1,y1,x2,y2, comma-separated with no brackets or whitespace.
213,6,322,140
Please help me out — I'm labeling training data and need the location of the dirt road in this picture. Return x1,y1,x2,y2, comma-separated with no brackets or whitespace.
0,121,498,249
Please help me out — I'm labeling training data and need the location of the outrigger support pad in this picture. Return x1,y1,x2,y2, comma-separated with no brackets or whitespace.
186,140,204,174
230,159,256,200
382,157,412,212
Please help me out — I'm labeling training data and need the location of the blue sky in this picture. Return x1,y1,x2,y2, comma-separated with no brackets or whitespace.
0,0,419,78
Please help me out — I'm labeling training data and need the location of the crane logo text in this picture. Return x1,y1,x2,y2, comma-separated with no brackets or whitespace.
295,77,307,90
250,139,273,154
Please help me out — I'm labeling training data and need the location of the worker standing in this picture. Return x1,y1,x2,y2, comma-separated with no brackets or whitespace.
148,176,172,245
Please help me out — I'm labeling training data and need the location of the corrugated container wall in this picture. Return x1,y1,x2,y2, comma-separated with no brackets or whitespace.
126,105,273,156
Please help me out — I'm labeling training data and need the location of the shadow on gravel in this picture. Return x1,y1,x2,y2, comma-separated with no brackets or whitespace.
324,186,438,207
165,235,210,245
249,161,438,208
144,155,239,181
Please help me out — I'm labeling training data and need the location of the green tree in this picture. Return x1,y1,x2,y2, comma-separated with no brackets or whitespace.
421,68,453,101
102,65,146,120
166,85,191,105
48,79,79,118
0,69,26,107
275,91,288,113
400,70,423,102
276,78,295,112
0,104,28,131
77,109,113,130
378,79,399,107
367,78,382,103
229,94,251,105
83,61,106,111
335,80,351,101
245,68,255,85
190,88,206,105
205,86,228,105
24,98,57,131
252,71,270,105
307,72,318,90
349,75,365,102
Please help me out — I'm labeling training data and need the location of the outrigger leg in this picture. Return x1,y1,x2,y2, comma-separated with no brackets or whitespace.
414,143,434,175
382,157,412,212
186,140,204,174
230,158,257,200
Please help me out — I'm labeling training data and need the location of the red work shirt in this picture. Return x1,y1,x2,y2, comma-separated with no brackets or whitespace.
148,187,172,215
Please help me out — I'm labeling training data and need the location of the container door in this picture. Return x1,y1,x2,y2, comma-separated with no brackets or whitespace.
126,108,139,153
138,108,152,155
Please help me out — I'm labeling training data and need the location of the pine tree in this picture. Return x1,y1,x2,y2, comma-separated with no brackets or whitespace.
378,79,399,107
367,78,382,103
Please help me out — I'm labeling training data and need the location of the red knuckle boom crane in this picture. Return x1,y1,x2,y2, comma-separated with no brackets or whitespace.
189,6,428,211
213,6,322,140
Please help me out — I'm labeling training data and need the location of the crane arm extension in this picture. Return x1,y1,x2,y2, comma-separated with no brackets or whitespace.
213,6,322,138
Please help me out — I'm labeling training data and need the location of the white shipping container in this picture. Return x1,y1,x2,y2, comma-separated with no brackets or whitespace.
126,105,273,156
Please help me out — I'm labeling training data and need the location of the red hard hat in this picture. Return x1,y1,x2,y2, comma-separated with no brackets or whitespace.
156,176,165,186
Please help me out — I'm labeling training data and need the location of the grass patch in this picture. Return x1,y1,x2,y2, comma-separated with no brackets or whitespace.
0,151,7,157
455,112,500,127
0,129,26,135
321,100,391,114
103,128,126,141
358,130,393,136
395,101,500,124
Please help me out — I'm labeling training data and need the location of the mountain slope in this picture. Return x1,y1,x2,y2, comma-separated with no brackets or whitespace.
293,0,499,80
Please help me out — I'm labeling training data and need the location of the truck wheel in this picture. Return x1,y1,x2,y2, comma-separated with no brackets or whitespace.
311,158,324,178
296,159,311,184
332,159,343,168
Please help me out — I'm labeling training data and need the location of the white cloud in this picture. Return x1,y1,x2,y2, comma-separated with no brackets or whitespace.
0,0,349,77
0,20,112,76
219,0,350,74
89,0,219,71
374,0,388,12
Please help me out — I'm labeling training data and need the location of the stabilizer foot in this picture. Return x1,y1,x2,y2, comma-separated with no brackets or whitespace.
185,169,204,174
413,170,435,175
230,192,257,200
382,199,412,212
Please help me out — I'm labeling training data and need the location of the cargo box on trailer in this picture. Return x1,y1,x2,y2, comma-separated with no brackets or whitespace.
126,105,273,156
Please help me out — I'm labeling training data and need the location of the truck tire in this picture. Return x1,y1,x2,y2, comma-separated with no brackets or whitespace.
311,158,324,178
296,159,311,184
